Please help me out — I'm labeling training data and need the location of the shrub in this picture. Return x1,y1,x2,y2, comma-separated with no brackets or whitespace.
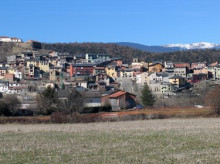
50,112,70,123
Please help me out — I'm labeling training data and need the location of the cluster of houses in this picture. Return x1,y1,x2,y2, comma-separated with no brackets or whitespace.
1,37,220,114
0,40,139,113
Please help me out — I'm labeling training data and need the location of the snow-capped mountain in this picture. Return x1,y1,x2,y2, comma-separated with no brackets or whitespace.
163,42,220,50
116,42,220,53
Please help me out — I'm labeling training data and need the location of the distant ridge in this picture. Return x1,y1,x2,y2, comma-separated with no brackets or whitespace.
116,42,180,53
116,42,220,53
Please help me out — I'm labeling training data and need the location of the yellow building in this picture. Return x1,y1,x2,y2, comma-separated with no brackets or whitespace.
26,60,36,67
140,62,149,68
105,67,117,77
105,63,117,78
148,63,164,73
169,75,186,87
7,68,14,74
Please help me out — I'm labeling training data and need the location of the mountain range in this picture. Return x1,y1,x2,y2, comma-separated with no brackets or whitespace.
116,42,220,53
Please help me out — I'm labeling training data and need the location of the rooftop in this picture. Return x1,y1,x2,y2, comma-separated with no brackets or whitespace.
169,75,184,79
149,63,163,67
109,91,126,98
84,91,102,98
0,67,8,70
156,72,169,77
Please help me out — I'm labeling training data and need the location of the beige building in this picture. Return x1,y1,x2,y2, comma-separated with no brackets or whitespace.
119,69,134,79
49,67,62,81
0,67,7,79
39,61,50,72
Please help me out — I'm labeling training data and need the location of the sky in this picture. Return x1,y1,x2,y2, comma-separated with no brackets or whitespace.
1,0,220,45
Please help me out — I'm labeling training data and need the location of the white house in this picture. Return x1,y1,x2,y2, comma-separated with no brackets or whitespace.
6,86,28,95
0,36,22,43
161,82,176,96
173,67,187,78
148,72,169,84
119,69,134,79
14,70,23,79
77,81,88,89
136,72,148,86
214,65,220,80
0,81,9,93
164,61,174,74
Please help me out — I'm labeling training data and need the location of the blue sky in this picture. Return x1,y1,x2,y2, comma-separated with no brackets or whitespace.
1,0,220,45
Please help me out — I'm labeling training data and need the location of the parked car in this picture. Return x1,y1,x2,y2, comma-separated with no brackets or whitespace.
132,105,144,110
136,105,144,109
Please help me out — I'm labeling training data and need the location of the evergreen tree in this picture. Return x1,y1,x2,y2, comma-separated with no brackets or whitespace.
41,86,56,101
141,83,155,107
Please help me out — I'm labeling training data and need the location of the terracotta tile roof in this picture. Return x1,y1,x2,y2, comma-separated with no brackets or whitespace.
27,40,40,43
109,91,126,98
210,62,218,67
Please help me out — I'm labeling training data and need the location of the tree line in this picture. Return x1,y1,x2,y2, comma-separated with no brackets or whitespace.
43,42,220,63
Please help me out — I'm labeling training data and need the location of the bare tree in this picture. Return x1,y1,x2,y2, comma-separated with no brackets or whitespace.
1,95,21,116
206,85,220,115
58,89,84,114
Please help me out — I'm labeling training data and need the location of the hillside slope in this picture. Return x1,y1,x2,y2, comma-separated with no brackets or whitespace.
0,42,30,62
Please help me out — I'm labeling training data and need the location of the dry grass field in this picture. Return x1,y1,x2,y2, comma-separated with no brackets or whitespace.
0,118,220,163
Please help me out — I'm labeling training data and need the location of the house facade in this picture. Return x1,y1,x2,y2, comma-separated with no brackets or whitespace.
173,67,187,77
0,80,9,93
214,65,220,80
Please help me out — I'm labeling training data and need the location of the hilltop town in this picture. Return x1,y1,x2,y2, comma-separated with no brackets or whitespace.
0,36,220,115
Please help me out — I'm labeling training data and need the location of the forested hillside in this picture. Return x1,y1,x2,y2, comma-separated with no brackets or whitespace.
1,42,220,63
43,43,220,63
151,49,220,63
43,43,151,63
